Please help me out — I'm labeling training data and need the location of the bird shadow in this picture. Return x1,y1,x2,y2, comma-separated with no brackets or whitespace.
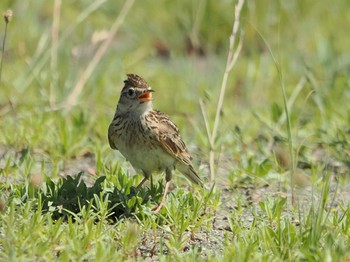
38,172,164,222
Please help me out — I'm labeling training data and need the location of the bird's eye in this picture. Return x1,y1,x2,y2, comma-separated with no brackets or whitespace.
127,88,135,97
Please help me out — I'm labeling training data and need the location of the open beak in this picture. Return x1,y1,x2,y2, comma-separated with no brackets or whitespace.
138,89,154,102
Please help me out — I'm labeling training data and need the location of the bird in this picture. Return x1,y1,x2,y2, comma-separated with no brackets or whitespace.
108,74,202,212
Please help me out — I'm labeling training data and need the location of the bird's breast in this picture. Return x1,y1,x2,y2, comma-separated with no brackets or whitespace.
109,115,175,173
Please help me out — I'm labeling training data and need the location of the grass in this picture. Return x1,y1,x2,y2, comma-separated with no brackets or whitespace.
1,0,350,261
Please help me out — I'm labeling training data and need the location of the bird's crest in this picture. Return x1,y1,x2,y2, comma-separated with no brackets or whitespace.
124,74,149,89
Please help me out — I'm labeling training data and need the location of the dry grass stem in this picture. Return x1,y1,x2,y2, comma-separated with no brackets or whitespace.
0,10,12,86
202,0,245,181
199,98,216,177
19,1,108,96
199,98,212,144
277,76,307,126
60,0,135,110
50,0,61,106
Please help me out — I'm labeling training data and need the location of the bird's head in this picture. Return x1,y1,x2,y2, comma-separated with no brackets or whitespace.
117,74,154,115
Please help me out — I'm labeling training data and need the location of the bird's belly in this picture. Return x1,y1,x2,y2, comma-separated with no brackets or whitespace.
116,139,175,173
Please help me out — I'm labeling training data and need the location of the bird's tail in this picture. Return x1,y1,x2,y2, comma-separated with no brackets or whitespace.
178,164,203,186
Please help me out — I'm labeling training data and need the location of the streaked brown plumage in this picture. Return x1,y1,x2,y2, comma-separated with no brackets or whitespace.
108,74,202,212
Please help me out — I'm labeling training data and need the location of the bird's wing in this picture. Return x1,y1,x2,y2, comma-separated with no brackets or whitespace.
108,123,118,150
146,110,193,165
146,110,202,185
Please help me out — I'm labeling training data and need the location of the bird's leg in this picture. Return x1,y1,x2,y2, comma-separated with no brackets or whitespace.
153,168,172,213
136,178,147,188
137,171,150,188
152,181,170,213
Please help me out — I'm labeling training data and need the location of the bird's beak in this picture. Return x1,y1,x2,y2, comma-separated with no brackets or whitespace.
138,89,154,102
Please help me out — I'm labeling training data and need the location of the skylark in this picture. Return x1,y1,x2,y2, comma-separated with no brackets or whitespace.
108,74,202,212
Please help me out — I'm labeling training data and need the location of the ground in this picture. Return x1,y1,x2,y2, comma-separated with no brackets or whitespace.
1,0,350,261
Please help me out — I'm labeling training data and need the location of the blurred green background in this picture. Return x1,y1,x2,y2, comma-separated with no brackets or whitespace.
0,0,349,179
